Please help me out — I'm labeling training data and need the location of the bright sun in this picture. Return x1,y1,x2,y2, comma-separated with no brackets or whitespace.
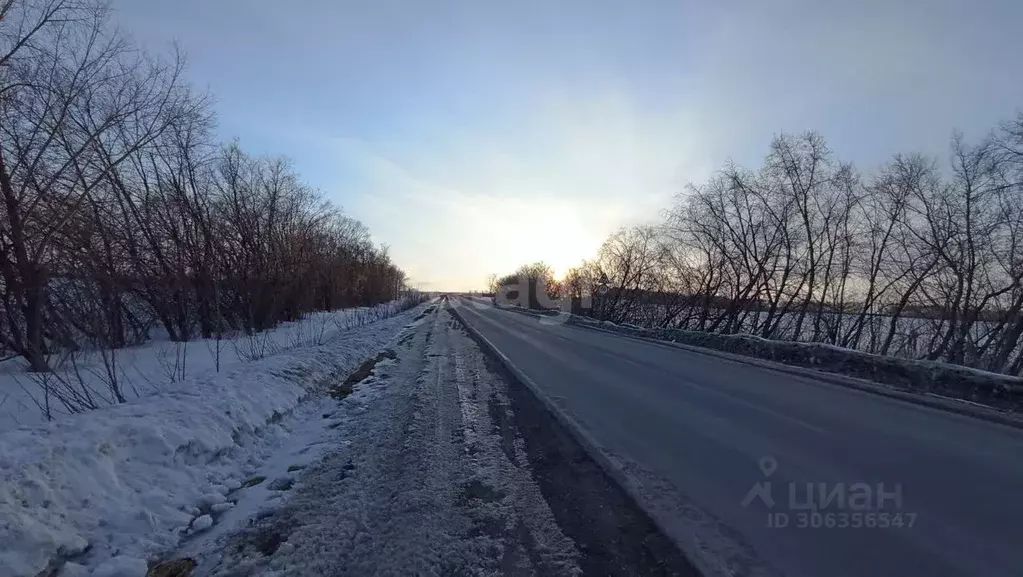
492,206,597,279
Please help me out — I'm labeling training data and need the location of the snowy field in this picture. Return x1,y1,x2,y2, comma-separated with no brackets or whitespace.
0,300,432,577
0,300,418,432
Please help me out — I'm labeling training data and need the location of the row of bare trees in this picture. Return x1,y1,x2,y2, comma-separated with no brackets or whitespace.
1,0,408,371
496,114,1023,375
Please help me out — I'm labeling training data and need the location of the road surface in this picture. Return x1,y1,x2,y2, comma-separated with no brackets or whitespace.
454,298,1023,577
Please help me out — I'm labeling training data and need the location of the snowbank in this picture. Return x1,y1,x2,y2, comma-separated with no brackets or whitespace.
485,301,1023,412
0,299,420,432
0,303,428,577
565,314,1023,412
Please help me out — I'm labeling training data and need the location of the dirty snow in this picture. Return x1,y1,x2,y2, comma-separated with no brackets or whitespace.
191,305,581,576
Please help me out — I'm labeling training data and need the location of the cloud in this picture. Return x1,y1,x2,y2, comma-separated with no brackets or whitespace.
113,0,1023,291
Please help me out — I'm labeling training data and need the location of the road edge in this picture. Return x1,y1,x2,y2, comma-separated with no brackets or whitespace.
448,299,720,577
494,304,1023,431
572,321,1023,431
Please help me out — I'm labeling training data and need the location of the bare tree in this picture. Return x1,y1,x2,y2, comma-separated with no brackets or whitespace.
508,114,1023,376
0,1,189,370
0,0,413,389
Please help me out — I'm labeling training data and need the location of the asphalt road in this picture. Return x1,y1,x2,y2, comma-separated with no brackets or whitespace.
454,298,1023,577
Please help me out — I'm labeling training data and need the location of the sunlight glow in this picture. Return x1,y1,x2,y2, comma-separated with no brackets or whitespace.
467,197,603,280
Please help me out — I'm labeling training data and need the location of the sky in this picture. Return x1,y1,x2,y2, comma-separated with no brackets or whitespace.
113,0,1023,291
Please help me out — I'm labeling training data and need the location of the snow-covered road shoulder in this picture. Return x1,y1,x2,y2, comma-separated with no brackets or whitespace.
192,303,582,576
0,303,431,577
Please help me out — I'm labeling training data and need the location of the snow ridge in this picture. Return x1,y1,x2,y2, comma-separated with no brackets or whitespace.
0,304,427,577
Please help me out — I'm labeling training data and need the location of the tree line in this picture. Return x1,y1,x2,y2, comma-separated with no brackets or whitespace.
493,113,1023,375
1,1,408,371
